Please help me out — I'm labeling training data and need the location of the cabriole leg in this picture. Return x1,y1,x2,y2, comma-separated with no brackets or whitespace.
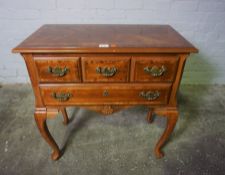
60,108,69,125
34,109,61,160
154,109,178,158
146,108,154,123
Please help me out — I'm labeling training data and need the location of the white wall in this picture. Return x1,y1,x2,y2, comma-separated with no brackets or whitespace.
0,0,225,84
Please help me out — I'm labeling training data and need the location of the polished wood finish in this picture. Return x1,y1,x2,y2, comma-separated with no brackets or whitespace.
146,108,154,123
60,108,69,125
22,53,44,107
81,56,130,82
153,107,178,158
131,54,179,82
12,24,198,53
12,24,198,160
168,54,188,106
40,83,171,106
34,108,60,160
34,56,81,83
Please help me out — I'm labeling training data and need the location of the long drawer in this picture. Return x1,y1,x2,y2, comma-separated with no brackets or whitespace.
40,83,172,106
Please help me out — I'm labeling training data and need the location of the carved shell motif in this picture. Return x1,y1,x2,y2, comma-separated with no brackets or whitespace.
101,105,114,115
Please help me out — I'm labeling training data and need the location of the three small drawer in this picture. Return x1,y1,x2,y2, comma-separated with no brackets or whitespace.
34,54,178,83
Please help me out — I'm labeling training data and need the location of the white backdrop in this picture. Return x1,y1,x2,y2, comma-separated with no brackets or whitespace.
0,0,225,84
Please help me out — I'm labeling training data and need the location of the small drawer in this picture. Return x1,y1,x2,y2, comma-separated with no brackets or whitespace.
40,83,171,106
131,55,179,82
81,56,130,82
34,56,81,83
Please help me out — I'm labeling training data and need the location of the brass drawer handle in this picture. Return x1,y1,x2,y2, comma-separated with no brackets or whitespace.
96,67,117,77
48,66,69,77
139,91,160,101
144,65,166,77
51,92,72,102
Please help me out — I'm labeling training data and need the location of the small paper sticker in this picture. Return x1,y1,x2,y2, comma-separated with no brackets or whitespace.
99,44,109,48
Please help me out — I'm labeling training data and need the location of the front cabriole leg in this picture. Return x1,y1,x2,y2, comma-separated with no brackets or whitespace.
146,108,154,123
154,108,178,158
34,108,61,160
60,108,69,125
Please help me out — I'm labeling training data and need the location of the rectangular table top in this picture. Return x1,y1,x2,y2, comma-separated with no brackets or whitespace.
12,24,198,53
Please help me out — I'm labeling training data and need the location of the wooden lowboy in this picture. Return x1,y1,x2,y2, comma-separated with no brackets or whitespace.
12,24,198,160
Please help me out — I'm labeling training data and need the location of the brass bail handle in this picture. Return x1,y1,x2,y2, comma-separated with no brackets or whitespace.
96,67,117,77
48,66,69,77
139,91,160,101
144,65,166,77
51,92,72,102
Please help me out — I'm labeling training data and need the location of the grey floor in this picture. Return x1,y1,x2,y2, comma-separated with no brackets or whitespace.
0,84,225,175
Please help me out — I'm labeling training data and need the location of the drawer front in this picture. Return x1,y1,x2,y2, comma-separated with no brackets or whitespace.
81,57,130,82
34,57,81,83
132,55,179,82
40,84,171,106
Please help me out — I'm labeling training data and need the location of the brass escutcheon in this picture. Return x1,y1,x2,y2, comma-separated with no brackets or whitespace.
103,90,109,97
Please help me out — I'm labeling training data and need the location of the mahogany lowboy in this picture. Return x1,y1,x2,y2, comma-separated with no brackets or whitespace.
12,24,198,160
